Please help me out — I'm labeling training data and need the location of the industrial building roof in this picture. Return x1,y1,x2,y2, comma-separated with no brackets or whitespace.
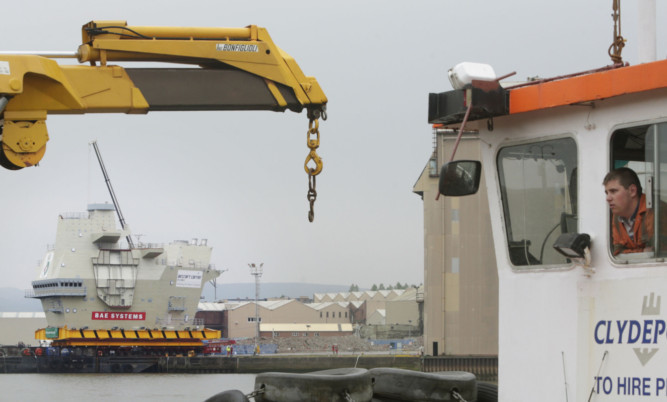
198,299,297,312
259,323,353,332
305,302,349,310
0,312,46,318
312,289,408,302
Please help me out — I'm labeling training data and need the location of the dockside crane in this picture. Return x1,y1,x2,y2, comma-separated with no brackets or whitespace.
0,20,327,220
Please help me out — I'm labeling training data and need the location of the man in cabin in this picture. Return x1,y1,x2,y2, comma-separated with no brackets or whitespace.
603,167,654,255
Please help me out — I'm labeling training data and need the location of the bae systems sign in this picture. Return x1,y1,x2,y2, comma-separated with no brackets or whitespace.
91,312,146,321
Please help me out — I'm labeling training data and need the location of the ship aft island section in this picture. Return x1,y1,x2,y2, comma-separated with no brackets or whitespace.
28,204,221,346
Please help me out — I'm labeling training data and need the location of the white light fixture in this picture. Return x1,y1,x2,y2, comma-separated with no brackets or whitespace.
448,62,497,90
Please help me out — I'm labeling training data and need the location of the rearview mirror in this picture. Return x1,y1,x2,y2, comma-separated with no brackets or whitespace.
438,161,482,196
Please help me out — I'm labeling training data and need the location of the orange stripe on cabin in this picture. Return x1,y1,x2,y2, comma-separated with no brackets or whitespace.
509,59,667,114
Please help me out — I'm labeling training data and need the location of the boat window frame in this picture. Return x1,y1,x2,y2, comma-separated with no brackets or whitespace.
495,133,579,272
608,119,667,264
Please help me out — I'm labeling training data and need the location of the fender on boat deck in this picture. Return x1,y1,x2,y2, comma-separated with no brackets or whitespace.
254,367,373,402
475,382,498,402
204,389,250,402
370,367,477,401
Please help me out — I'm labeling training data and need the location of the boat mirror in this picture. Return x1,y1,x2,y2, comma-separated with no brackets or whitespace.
438,160,482,196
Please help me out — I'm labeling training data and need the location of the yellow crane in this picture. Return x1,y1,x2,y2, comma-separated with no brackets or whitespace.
0,20,327,219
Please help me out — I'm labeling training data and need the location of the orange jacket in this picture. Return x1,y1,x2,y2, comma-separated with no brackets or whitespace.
611,194,654,255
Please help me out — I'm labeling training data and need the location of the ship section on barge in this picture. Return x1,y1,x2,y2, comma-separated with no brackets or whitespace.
26,203,221,350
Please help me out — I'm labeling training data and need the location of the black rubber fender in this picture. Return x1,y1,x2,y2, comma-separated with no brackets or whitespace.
370,367,476,401
204,390,249,402
476,382,498,402
254,367,373,402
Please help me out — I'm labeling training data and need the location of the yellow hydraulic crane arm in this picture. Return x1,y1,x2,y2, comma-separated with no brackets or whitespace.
0,21,327,220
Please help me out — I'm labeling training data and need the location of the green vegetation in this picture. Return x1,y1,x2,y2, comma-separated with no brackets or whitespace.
363,283,420,291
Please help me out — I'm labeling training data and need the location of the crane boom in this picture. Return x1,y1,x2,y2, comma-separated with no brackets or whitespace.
0,20,327,220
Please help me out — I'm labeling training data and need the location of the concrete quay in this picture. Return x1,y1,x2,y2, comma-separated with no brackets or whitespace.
159,354,422,373
0,353,421,374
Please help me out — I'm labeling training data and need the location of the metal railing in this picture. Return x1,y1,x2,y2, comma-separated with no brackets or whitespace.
154,317,205,329
135,242,164,249
59,212,89,220
25,287,87,299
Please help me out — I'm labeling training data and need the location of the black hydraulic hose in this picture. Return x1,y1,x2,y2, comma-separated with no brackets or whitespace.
539,221,563,264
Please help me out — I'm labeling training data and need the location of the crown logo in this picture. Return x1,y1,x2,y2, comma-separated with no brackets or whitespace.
642,293,661,316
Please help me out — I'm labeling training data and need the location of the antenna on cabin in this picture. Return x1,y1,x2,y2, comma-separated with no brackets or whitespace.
637,0,657,63
609,0,626,64
90,140,135,248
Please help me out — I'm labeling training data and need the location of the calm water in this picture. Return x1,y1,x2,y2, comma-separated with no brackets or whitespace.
0,373,256,401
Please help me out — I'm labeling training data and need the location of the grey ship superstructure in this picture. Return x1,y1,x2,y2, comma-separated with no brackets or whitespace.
28,203,220,332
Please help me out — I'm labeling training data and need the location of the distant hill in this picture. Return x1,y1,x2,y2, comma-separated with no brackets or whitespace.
0,283,352,312
0,288,42,312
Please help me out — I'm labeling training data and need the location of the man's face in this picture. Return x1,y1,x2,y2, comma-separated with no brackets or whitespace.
605,179,637,219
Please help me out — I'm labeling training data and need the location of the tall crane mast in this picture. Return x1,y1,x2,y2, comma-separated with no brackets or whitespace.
90,140,134,248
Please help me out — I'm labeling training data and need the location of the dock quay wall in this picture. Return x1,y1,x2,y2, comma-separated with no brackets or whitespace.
0,354,421,374
160,355,422,373
0,354,498,381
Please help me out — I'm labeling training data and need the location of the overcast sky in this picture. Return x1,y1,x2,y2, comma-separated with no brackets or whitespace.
1,1,664,290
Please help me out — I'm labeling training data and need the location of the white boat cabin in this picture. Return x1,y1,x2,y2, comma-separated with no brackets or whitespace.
430,59,667,401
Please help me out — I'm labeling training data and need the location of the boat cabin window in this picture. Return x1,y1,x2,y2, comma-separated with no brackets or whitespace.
610,122,667,261
497,138,578,268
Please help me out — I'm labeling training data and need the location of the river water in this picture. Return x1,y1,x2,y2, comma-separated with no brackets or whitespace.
0,373,256,401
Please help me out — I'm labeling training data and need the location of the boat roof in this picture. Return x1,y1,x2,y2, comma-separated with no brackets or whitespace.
508,59,667,114
429,59,667,126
